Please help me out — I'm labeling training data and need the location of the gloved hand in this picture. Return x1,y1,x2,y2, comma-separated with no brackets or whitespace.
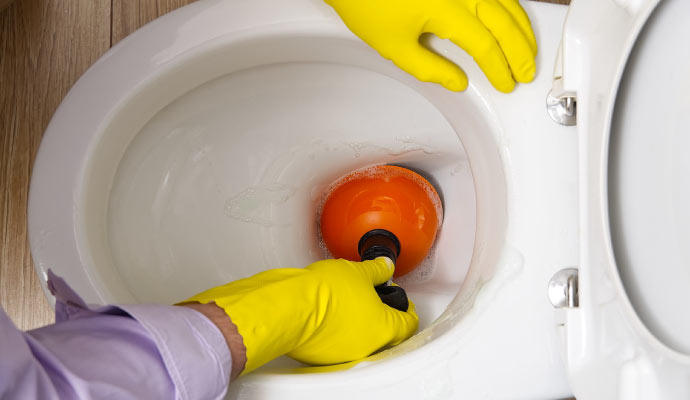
324,0,538,93
181,257,419,374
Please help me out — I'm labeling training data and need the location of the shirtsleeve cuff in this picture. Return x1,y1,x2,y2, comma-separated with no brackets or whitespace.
118,304,232,400
46,270,232,400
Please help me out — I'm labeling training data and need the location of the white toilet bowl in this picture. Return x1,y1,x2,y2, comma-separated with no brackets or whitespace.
27,0,690,398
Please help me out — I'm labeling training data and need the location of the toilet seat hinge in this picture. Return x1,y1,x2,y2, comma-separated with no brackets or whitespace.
548,268,579,308
546,90,577,126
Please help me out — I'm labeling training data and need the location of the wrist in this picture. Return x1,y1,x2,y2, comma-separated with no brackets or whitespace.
178,302,247,381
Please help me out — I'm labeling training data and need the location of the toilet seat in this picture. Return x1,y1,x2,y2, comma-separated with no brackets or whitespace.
26,0,689,398
555,0,690,398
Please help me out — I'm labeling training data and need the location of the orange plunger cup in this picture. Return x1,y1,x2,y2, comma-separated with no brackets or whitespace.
320,165,443,278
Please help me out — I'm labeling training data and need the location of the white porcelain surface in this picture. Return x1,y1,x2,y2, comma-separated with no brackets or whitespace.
29,1,576,398
106,60,474,326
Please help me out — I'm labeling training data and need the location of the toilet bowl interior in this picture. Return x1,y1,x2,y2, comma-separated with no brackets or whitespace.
106,60,474,324
77,32,507,370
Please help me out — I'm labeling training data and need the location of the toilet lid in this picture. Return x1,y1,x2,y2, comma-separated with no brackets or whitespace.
560,1,690,396
608,0,690,354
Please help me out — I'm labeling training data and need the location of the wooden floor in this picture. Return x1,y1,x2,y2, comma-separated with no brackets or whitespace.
0,0,568,331
0,0,198,330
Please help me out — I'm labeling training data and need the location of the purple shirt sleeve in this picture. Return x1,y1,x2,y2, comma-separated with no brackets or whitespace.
0,271,231,400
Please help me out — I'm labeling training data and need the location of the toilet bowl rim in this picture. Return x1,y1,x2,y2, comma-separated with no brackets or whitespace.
30,0,509,325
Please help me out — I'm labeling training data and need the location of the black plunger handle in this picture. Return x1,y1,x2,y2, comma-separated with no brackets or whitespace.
358,229,410,312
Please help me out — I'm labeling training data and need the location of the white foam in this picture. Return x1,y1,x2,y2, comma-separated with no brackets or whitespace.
394,245,438,286
223,184,297,226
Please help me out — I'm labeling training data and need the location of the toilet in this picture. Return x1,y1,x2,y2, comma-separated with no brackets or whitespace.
27,0,690,398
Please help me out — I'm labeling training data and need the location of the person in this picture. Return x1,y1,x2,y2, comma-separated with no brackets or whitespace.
1,258,411,399
0,0,536,398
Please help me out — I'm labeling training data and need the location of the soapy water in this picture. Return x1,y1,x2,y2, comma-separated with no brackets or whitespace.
215,136,454,287
224,136,446,230
346,136,440,159
104,61,475,311
314,164,444,284
314,223,440,286
223,183,297,227
394,246,438,285
316,164,444,228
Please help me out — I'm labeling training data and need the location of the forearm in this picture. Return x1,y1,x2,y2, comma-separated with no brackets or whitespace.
1,307,176,399
3,271,236,399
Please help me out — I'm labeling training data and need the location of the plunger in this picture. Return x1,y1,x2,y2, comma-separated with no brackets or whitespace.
319,165,443,311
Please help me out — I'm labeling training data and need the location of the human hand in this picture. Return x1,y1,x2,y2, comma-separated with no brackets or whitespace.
180,258,418,374
325,0,537,93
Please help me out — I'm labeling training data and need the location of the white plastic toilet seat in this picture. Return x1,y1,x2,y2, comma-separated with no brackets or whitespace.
30,0,690,398
555,0,690,398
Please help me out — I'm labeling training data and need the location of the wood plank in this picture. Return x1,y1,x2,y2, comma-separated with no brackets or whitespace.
0,0,13,13
0,0,110,330
112,0,198,46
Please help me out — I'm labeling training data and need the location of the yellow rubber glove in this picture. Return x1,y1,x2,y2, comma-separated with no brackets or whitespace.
324,0,538,93
182,258,419,374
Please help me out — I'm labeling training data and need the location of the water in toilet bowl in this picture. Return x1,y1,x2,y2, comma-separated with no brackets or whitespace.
105,62,477,337
26,2,579,394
